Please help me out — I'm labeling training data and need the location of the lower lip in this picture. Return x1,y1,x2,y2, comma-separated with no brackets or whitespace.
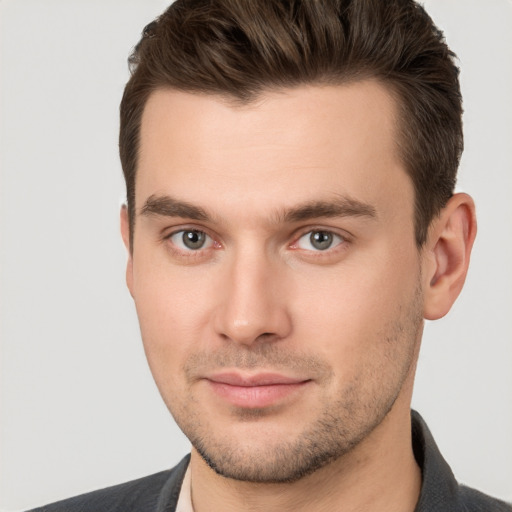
207,381,309,408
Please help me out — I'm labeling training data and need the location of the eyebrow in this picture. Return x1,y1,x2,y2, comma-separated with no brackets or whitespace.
281,197,377,223
139,194,377,223
140,194,209,221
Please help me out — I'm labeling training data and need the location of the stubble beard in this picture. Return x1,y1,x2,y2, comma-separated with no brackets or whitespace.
191,392,399,483
165,287,423,484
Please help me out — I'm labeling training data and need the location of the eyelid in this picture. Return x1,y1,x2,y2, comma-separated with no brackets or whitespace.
289,226,352,247
160,223,350,256
162,224,222,252
170,230,214,250
162,223,216,240
293,232,343,253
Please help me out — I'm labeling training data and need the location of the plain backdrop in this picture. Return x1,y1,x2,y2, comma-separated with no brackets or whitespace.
1,0,511,510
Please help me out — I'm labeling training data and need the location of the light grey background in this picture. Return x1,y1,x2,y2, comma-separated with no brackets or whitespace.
0,1,511,510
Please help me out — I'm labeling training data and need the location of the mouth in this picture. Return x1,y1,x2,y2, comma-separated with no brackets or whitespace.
204,372,312,409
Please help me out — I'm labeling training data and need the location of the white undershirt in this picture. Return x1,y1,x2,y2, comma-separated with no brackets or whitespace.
175,465,194,512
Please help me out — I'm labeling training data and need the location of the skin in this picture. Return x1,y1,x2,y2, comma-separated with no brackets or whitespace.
121,81,476,512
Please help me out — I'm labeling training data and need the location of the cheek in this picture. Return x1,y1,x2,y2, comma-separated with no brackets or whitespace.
289,250,421,363
131,261,217,380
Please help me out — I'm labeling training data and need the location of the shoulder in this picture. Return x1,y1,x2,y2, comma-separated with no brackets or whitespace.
411,411,511,512
457,485,512,512
26,455,190,512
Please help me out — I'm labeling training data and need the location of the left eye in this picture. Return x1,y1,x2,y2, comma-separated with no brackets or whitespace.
295,230,344,251
169,230,214,251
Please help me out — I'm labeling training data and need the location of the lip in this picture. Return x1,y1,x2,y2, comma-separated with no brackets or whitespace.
205,372,311,408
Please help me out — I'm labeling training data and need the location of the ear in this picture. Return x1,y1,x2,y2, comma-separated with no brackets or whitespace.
422,193,477,320
120,205,134,298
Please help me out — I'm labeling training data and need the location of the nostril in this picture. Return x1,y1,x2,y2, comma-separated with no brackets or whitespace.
253,332,281,344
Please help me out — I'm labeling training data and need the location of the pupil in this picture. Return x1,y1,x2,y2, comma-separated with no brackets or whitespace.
183,230,205,249
310,231,332,250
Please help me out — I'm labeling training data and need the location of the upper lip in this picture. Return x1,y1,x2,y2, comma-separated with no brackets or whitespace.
205,372,309,387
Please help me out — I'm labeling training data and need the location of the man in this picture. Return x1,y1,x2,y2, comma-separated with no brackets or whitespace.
28,0,511,511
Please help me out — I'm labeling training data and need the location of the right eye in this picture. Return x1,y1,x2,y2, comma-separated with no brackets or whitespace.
168,229,214,251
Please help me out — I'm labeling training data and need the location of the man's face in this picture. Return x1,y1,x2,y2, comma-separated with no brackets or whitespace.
125,82,426,482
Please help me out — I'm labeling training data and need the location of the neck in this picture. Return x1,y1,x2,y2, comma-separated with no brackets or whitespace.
189,404,421,512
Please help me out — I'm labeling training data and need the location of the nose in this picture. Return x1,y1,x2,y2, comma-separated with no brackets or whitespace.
213,249,292,346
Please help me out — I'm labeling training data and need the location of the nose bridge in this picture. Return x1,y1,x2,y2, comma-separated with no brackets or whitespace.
214,243,291,345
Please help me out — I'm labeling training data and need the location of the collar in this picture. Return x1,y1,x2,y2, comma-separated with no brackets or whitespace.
411,410,460,511
159,411,508,512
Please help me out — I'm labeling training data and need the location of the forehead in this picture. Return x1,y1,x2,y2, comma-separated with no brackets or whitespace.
136,81,412,224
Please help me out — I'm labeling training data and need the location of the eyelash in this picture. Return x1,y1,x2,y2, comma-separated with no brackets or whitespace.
162,226,350,261
290,230,347,252
162,227,221,261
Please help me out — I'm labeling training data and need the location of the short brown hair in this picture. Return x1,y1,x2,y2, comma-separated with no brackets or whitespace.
119,0,463,247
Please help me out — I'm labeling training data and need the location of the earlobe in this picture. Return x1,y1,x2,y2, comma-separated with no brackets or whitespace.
423,193,477,320
120,205,134,298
